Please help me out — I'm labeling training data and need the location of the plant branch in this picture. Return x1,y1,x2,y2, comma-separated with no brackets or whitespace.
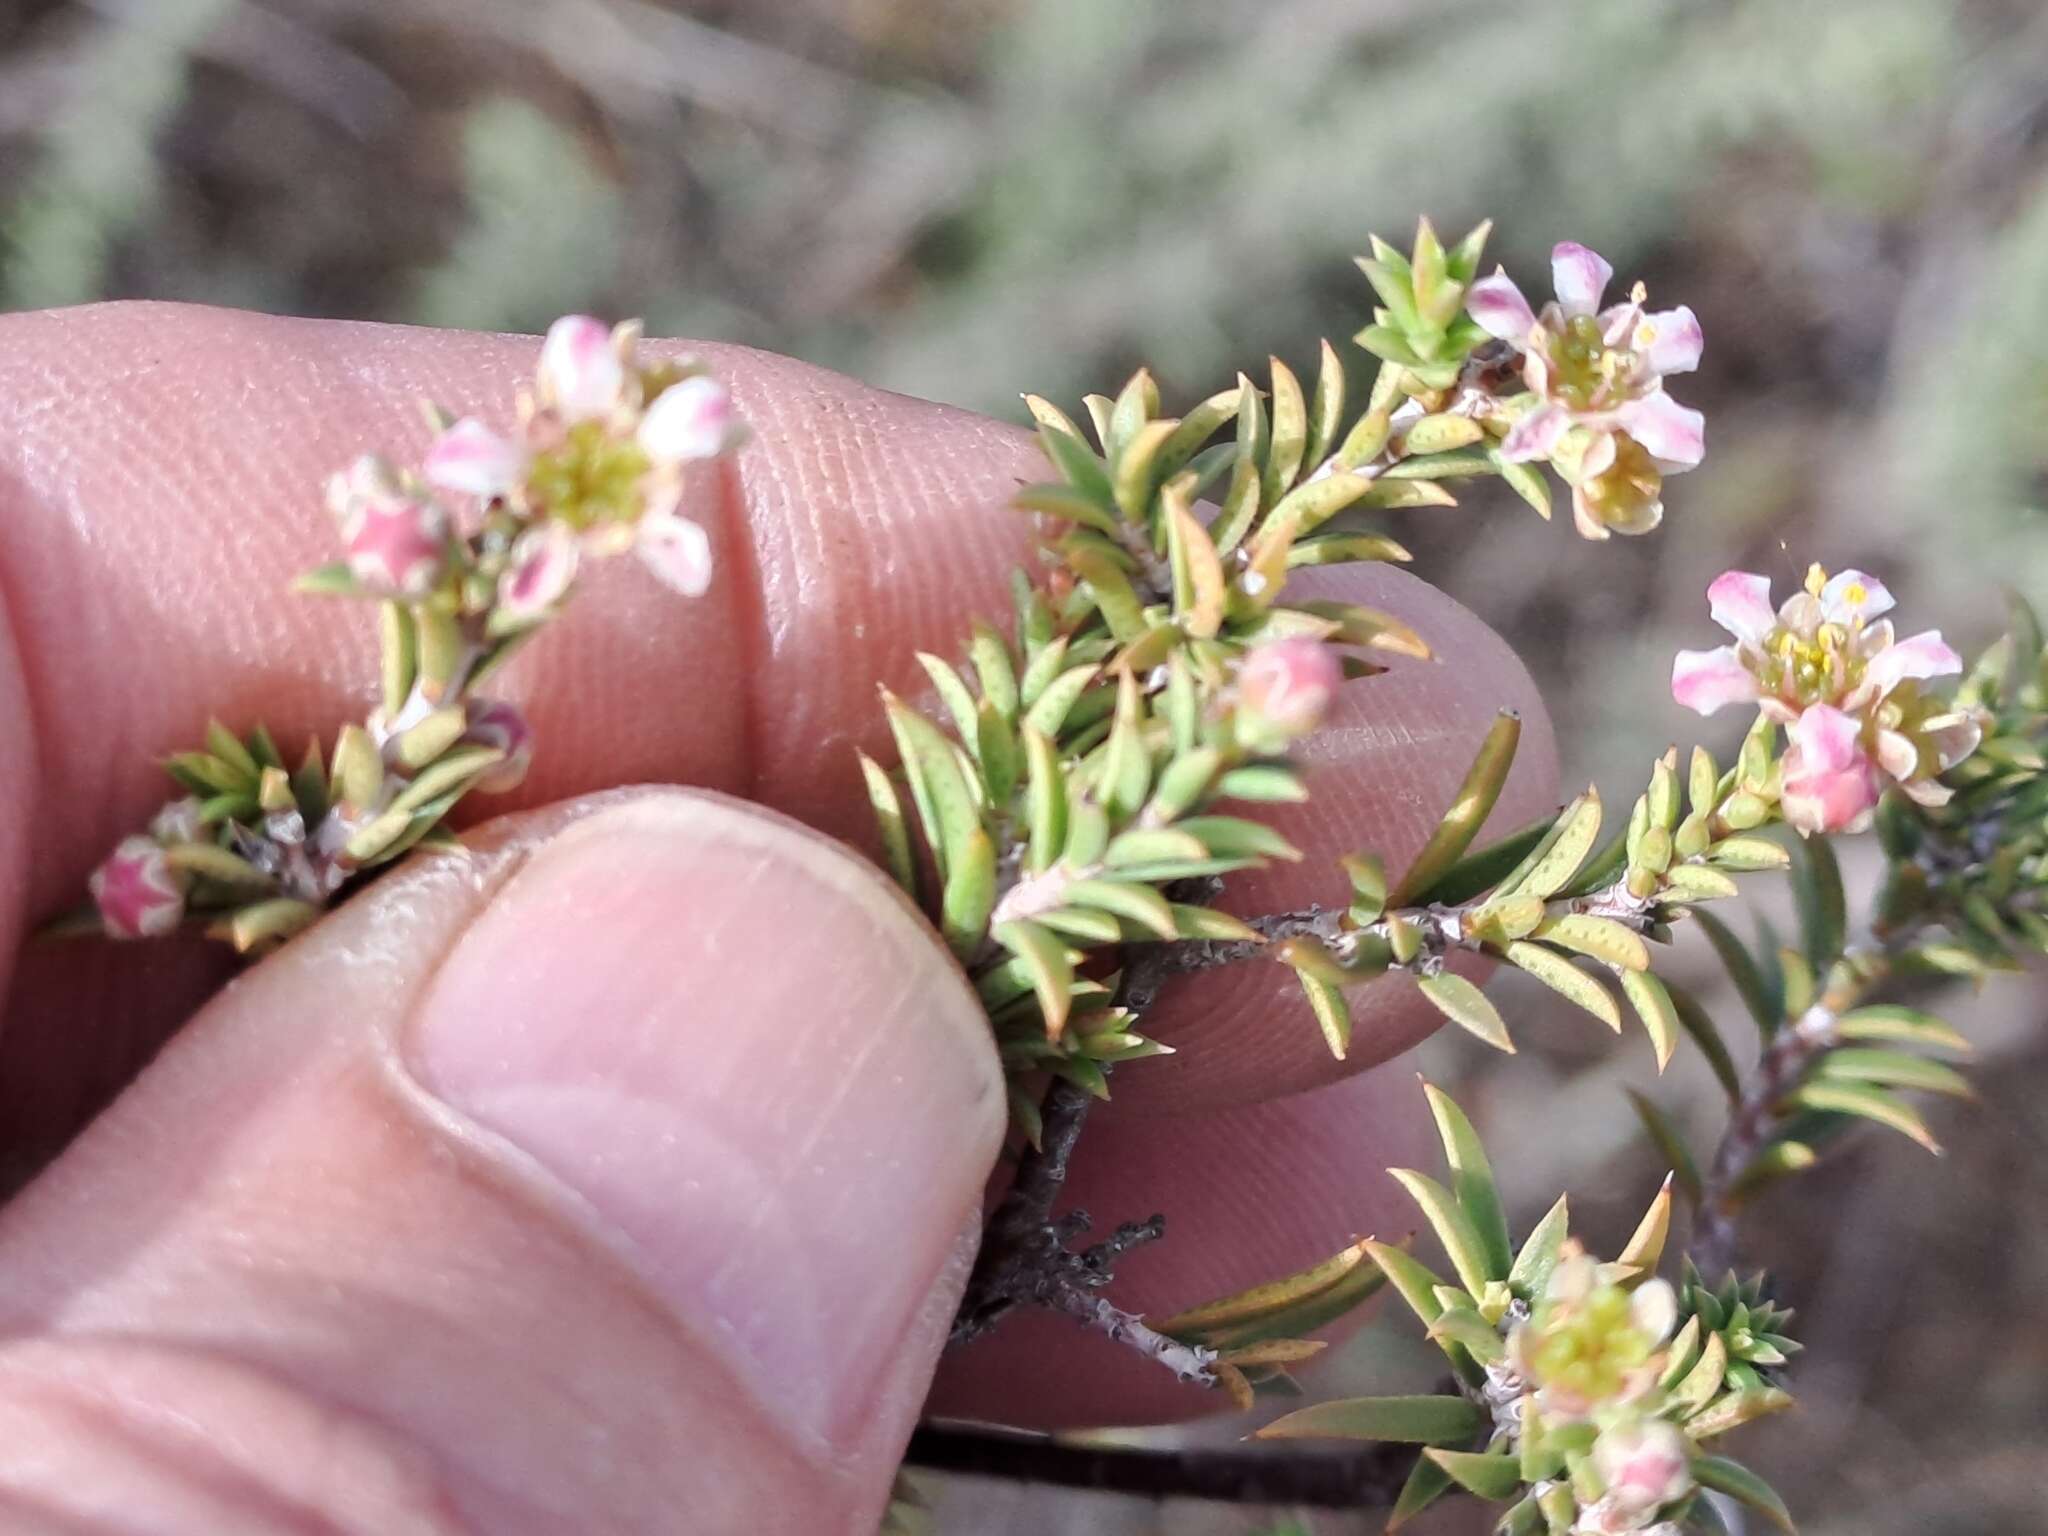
902,1425,1414,1509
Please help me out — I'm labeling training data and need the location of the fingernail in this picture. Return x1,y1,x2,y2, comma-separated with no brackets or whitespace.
407,792,1002,1447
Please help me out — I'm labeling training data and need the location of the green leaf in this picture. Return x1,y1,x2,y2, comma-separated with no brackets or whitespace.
1036,420,1115,506
293,559,368,598
1620,968,1681,1071
1421,1082,1513,1282
1023,662,1102,742
1691,1456,1797,1533
1387,1448,1455,1530
941,828,998,958
1506,942,1621,1032
1175,815,1302,862
1665,978,1744,1100
915,652,981,748
1256,1395,1480,1446
1215,764,1309,803
990,920,1074,1038
1423,1449,1522,1500
967,621,1019,720
883,692,983,883
1794,834,1847,965
1153,387,1240,481
1813,1048,1973,1098
1424,815,1557,905
1021,726,1067,875
1389,1168,1497,1296
1417,972,1514,1054
1784,1081,1941,1153
1262,356,1308,508
1536,913,1650,971
1064,879,1178,939
1691,908,1783,1037
1508,1195,1570,1300
1389,711,1522,905
1626,1090,1702,1202
1426,1306,1505,1363
1835,1005,1972,1056
1505,788,1601,899
1295,968,1351,1059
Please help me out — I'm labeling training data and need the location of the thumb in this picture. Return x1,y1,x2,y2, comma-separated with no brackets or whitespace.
0,789,1003,1536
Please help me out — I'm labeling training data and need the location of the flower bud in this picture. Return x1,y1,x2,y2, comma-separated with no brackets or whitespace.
462,699,536,793
536,315,626,422
423,417,528,500
1575,1419,1694,1532
89,835,188,939
1238,638,1343,739
343,491,449,597
497,521,581,624
639,375,739,464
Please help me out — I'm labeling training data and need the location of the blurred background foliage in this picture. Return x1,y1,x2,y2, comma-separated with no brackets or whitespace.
4,1,2047,1531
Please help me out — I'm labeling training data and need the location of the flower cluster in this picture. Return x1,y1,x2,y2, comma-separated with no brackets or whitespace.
1672,564,1981,834
1502,1251,1694,1535
79,317,742,945
1467,243,1705,540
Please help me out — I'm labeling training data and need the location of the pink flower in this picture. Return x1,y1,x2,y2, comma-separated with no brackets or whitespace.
639,376,739,464
1673,564,1977,823
423,417,529,500
1238,638,1344,737
344,494,448,596
1468,243,1704,537
497,521,581,623
636,512,715,597
1780,704,1884,835
1576,1420,1694,1534
89,835,188,939
462,699,536,793
536,315,626,422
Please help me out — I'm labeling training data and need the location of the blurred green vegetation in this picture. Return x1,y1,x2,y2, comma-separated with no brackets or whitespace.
6,3,2048,1531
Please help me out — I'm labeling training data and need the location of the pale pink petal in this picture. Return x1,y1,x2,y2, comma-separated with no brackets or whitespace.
636,512,715,598
1615,390,1705,469
1501,402,1571,462
1465,269,1537,345
1706,571,1776,643
1791,702,1863,771
1864,629,1963,695
1819,568,1895,625
1876,728,1921,782
1238,638,1343,736
1593,1420,1692,1510
1551,241,1614,317
89,836,186,939
1672,646,1759,714
1781,722,1882,835
498,521,581,620
346,498,447,596
1571,483,1611,541
638,376,736,464
1636,305,1703,374
1923,711,1983,771
537,315,625,421
423,418,528,499
1899,777,1954,807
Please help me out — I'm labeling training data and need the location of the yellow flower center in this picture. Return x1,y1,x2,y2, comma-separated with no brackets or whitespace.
526,420,651,529
1526,1283,1656,1405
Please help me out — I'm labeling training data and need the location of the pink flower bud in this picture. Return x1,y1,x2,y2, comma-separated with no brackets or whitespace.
638,376,738,464
1238,639,1344,737
497,521,581,623
423,417,528,500
1781,704,1882,836
1589,1419,1693,1519
89,835,187,939
537,315,625,422
344,493,448,597
462,699,535,793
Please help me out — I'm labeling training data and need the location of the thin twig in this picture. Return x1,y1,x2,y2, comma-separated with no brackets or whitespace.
902,1425,1414,1510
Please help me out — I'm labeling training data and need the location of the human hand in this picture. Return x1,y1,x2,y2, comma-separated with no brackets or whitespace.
0,304,1555,1533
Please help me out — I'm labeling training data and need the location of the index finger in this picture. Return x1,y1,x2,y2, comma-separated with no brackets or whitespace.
0,301,1556,1156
